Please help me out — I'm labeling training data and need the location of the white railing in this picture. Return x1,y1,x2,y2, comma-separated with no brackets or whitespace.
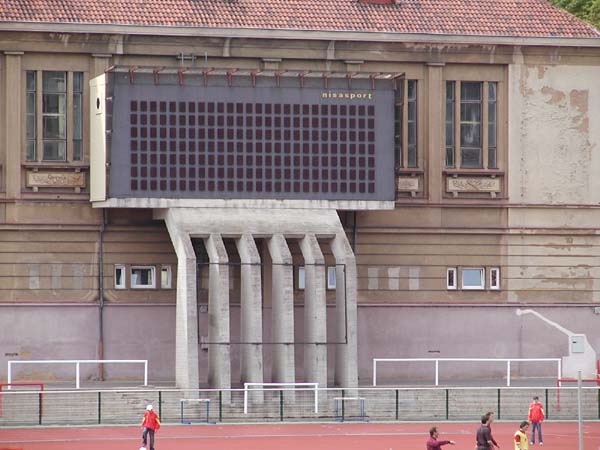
7,359,148,389
372,358,562,387
243,382,319,414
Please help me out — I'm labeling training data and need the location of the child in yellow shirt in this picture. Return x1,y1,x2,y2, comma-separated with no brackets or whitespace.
514,421,529,450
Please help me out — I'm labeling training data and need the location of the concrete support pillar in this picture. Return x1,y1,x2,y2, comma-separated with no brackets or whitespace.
267,234,295,385
235,234,264,392
299,234,327,388
205,233,231,401
163,213,199,392
330,233,359,388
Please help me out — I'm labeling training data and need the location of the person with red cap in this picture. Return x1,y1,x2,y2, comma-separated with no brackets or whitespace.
141,404,160,450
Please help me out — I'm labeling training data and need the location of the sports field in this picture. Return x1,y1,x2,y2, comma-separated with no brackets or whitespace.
1,421,599,450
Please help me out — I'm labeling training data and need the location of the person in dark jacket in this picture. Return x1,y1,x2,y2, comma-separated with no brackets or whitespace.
426,426,456,449
141,404,161,450
485,411,500,448
476,414,498,450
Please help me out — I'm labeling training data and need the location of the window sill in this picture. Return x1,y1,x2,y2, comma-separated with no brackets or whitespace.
24,163,89,170
444,169,504,177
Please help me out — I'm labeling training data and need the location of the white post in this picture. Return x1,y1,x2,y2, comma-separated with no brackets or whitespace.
558,359,562,381
314,385,318,414
435,360,439,386
76,362,80,389
507,360,511,387
7,361,12,390
577,371,583,450
243,383,248,414
373,359,377,387
144,361,148,386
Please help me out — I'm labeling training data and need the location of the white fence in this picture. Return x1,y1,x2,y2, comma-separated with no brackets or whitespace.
372,358,562,387
7,359,148,389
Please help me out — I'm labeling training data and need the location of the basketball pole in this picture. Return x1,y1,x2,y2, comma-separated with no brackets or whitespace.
577,370,583,450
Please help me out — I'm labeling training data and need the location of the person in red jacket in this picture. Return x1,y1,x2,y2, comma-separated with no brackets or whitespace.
527,396,544,445
426,426,456,449
141,404,160,450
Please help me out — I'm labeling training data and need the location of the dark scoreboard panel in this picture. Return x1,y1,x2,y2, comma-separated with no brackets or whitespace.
109,73,395,201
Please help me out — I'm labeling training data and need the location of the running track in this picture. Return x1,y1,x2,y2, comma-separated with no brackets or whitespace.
1,421,599,450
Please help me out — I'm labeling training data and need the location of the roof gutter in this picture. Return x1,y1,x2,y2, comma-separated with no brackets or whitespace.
1,21,600,48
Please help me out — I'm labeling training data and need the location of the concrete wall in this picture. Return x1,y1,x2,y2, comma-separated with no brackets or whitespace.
509,63,600,205
359,305,600,384
3,303,598,384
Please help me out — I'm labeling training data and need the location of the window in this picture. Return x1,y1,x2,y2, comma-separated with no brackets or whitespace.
461,268,485,290
489,267,500,290
327,266,337,290
131,266,155,289
114,265,126,289
445,81,498,169
395,79,418,169
161,265,172,289
297,266,305,290
446,267,457,290
25,70,84,162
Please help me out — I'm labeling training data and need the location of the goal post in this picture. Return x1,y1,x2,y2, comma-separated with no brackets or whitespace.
243,382,319,414
180,398,211,424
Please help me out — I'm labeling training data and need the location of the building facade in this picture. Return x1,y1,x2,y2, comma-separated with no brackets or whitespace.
0,0,599,389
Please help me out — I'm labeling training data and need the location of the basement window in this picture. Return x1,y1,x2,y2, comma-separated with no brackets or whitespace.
131,266,155,289
327,266,337,290
461,268,485,290
161,265,172,289
114,265,126,289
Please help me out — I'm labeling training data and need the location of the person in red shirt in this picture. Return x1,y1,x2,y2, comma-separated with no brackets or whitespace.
141,404,161,450
426,426,456,450
527,396,544,445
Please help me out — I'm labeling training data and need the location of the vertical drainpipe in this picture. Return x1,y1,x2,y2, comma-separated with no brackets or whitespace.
352,211,357,252
97,209,106,380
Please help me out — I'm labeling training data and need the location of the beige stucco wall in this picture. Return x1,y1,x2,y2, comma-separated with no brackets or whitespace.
508,62,600,205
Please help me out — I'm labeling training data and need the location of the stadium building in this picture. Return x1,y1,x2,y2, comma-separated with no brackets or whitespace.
0,0,599,391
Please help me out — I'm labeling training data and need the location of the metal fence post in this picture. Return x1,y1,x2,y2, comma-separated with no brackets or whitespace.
158,391,162,418
497,389,501,420
98,391,102,424
341,389,345,421
219,390,223,422
395,389,399,421
445,389,449,420
38,392,43,425
280,390,284,421
545,389,549,420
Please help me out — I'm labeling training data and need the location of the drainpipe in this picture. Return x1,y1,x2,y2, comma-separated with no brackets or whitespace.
97,209,107,380
352,211,357,252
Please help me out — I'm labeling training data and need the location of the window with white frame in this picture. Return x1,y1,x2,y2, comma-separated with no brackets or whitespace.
25,70,84,162
461,268,485,290
446,267,457,290
161,265,172,289
327,266,337,290
130,266,155,289
297,266,305,290
394,79,418,169
114,265,126,289
445,81,498,169
489,267,500,290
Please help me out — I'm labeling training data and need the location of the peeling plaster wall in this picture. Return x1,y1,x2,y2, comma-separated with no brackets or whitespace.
509,63,600,204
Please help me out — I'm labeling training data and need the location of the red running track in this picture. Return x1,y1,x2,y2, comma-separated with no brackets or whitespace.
0,421,599,450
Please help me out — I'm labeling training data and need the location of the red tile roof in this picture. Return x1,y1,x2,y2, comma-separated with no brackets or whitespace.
1,0,598,38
